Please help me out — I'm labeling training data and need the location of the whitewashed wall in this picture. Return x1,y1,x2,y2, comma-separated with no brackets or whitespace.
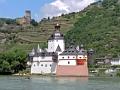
77,55,87,60
111,60,120,65
31,56,57,74
48,40,54,52
48,39,65,52
58,55,77,65
33,56,53,62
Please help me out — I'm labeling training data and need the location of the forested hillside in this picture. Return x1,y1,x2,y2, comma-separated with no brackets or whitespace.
0,0,120,58
65,0,120,57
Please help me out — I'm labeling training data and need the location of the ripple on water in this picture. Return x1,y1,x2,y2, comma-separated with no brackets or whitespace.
0,76,120,90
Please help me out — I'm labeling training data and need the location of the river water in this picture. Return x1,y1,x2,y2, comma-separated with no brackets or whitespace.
0,76,120,90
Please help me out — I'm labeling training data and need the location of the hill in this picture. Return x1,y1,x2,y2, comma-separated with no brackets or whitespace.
65,0,120,57
0,0,120,58
0,12,81,52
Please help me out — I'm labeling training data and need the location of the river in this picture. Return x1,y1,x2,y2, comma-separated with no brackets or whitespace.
0,76,120,90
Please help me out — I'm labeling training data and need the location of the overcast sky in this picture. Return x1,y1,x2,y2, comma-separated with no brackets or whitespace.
0,0,98,21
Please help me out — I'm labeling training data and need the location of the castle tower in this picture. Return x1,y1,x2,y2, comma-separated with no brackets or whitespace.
25,10,31,24
48,24,65,53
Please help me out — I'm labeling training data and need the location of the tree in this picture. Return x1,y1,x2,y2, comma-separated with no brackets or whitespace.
0,48,27,74
31,19,38,26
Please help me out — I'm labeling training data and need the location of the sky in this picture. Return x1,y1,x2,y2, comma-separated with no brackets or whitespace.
0,0,97,21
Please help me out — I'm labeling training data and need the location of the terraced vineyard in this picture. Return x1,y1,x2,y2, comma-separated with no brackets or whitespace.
0,14,80,52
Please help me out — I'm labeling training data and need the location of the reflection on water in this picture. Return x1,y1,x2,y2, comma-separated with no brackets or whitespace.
0,76,120,90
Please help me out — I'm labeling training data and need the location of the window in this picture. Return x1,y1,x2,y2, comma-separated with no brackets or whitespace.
50,64,52,67
62,57,64,59
45,64,47,67
79,57,81,58
68,61,70,64
41,64,43,67
34,64,35,67
68,56,70,58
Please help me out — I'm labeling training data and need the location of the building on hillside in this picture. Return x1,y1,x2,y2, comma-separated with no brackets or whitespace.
110,58,120,66
56,45,88,76
16,10,31,25
28,24,65,74
95,57,120,66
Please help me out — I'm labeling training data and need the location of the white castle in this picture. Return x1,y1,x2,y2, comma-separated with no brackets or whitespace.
28,24,88,76
28,24,65,74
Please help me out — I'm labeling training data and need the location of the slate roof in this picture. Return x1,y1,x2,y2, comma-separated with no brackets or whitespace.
48,31,64,40
48,24,64,40
28,48,58,62
59,45,87,55
56,45,62,52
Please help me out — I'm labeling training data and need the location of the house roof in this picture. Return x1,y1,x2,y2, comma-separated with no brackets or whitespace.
48,24,64,40
48,32,64,40
59,45,87,55
29,48,58,62
56,45,62,52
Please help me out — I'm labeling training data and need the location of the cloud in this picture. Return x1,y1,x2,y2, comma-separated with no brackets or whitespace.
42,0,96,18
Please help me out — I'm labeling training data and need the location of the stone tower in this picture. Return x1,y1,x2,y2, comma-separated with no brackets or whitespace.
25,10,31,24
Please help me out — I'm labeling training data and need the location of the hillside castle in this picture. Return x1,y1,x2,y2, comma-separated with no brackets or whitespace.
16,10,31,25
28,24,88,76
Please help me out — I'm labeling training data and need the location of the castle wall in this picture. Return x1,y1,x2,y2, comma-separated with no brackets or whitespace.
58,55,77,65
54,39,65,52
56,65,88,76
48,40,54,52
56,54,88,76
48,39,65,52
31,56,57,74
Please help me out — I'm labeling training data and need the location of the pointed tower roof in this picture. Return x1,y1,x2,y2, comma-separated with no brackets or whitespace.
37,44,42,53
29,48,35,56
56,45,62,52
37,44,40,49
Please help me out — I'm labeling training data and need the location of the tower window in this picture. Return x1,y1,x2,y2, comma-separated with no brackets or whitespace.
68,61,70,64
41,64,43,67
